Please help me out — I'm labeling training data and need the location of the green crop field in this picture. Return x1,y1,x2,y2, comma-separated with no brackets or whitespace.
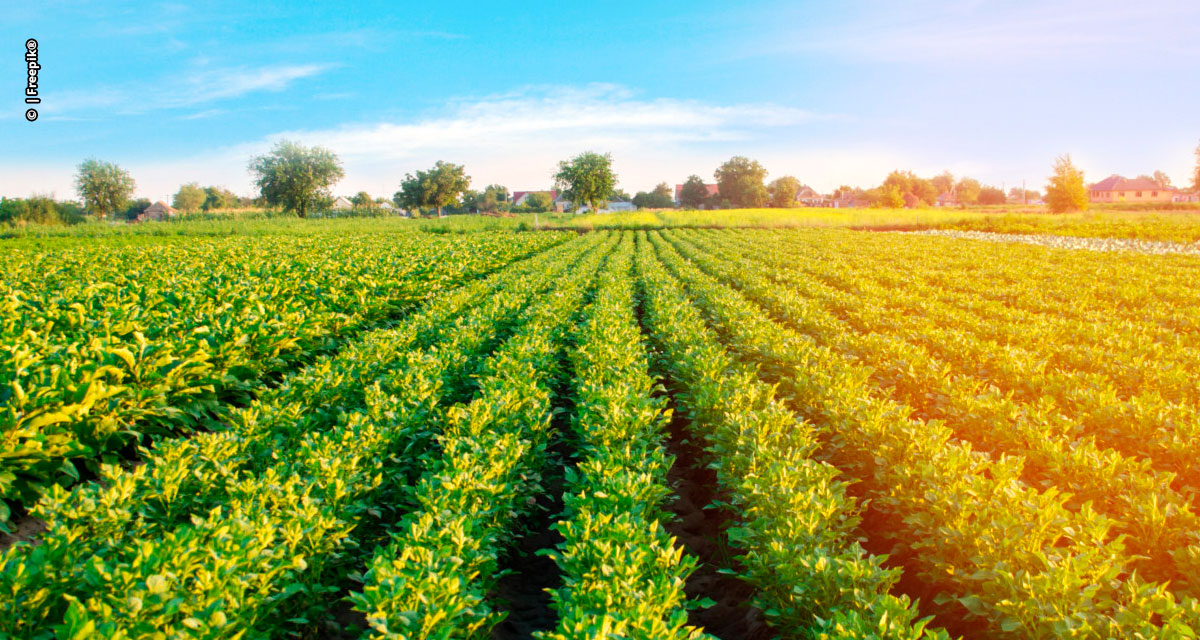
3,217,1200,639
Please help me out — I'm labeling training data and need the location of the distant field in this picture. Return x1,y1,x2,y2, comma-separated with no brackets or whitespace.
5,204,1200,248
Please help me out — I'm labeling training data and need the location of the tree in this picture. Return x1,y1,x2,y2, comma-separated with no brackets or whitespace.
203,186,238,211
351,191,373,207
679,175,710,209
955,177,981,204
932,171,955,196
249,140,344,218
1045,154,1089,213
609,188,632,202
978,186,1006,205
714,156,768,208
871,185,904,208
478,184,509,213
172,182,206,213
768,176,802,208
396,161,471,217
120,198,152,221
523,192,553,213
882,170,937,206
632,189,674,209
75,158,135,219
0,196,84,226
554,151,616,214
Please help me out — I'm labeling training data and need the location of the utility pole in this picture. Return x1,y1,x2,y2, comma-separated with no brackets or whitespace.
1022,179,1027,205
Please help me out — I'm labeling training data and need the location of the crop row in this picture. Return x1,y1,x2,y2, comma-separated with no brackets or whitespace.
537,233,709,639
644,229,1200,637
634,231,944,639
1,231,567,525
0,232,604,638
666,228,1200,594
348,232,614,637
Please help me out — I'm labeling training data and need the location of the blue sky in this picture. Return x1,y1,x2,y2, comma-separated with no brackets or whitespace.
2,0,1198,202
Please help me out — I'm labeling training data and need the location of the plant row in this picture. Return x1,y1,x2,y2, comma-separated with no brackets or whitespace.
634,232,946,639
347,233,616,638
0,233,604,638
536,233,711,639
646,229,1200,638
0,231,567,525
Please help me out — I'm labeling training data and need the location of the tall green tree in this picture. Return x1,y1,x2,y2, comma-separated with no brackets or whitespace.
75,158,136,220
955,177,981,204
479,184,509,212
679,175,710,209
1045,154,1089,213
248,141,344,218
932,171,955,196
632,184,674,209
883,170,937,206
351,191,373,207
767,176,802,208
203,186,238,211
554,151,616,214
714,156,768,208
396,161,471,217
523,192,553,213
978,186,1006,205
172,182,206,212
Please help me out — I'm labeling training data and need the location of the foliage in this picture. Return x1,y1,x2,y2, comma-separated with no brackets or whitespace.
768,176,802,208
714,156,768,208
119,197,152,221
554,151,617,214
203,186,239,211
679,175,711,209
1045,154,1089,213
172,183,206,213
977,186,1006,205
0,196,84,226
351,191,373,207
931,171,955,196
248,140,345,218
872,185,905,208
882,170,937,206
955,177,981,204
396,160,471,217
632,183,675,209
74,158,136,220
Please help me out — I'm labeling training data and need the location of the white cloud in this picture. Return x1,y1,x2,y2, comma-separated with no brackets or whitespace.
43,63,332,116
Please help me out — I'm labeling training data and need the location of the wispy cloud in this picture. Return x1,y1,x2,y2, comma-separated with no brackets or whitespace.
44,63,332,116
254,83,827,162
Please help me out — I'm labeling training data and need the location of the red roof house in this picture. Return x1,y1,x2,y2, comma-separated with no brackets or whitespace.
1088,175,1175,203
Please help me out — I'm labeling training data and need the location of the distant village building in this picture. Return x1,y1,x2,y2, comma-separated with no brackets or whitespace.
1088,175,1175,203
576,201,636,213
936,192,960,207
511,190,558,206
1172,191,1199,203
139,200,176,222
673,183,720,206
331,196,354,210
792,185,833,207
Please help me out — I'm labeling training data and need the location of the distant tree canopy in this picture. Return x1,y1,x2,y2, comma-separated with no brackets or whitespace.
476,184,509,212
978,186,1006,205
75,158,136,220
554,151,616,214
203,186,239,211
632,182,675,209
1045,154,1089,213
396,160,471,217
714,156,768,208
679,175,710,209
522,192,554,213
120,198,152,221
882,170,937,206
872,184,904,208
931,171,955,196
955,177,982,205
351,191,373,207
249,140,344,218
768,176,802,208
172,183,206,212
0,196,85,226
